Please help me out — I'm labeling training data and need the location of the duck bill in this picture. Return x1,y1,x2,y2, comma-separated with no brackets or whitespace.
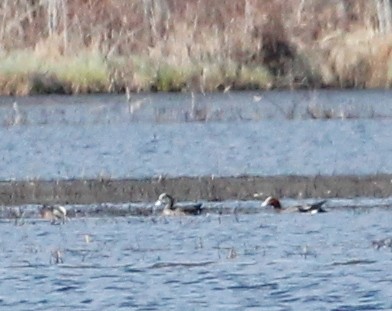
155,200,162,207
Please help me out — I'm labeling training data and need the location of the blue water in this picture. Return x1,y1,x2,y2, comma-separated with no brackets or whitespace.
1,90,392,310
1,119,391,180
0,205,392,310
1,90,392,180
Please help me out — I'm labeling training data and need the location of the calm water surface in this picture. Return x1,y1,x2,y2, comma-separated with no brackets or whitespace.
0,203,392,310
3,120,392,179
1,90,392,180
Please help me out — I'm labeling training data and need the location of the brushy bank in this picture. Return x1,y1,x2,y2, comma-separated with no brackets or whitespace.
0,0,391,95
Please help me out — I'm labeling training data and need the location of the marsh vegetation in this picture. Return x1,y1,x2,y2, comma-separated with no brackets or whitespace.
1,1,392,94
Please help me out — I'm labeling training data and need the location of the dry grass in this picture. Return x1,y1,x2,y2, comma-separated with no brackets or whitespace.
0,0,391,94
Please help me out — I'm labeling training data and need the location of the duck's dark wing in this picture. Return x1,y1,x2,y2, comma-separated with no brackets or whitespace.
178,203,203,215
298,200,327,213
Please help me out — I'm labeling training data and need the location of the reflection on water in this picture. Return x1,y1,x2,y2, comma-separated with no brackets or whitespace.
0,204,391,310
2,90,392,126
0,91,392,180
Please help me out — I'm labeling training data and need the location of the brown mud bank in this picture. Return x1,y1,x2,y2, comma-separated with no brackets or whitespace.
1,174,392,206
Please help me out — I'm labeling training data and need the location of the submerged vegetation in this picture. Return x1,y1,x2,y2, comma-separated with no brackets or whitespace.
1,0,392,95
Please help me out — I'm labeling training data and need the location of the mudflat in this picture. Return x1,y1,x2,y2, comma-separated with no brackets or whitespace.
1,174,391,206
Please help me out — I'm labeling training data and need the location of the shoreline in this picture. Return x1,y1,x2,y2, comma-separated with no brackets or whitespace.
1,174,392,206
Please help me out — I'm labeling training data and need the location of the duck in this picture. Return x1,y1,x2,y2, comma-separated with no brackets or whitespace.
8,207,24,225
154,193,203,216
372,238,392,250
40,204,68,223
260,196,327,214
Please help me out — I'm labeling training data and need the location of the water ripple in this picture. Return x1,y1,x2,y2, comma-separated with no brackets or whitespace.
0,205,391,309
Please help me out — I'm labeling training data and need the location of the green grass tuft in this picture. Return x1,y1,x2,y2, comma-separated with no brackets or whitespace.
50,52,109,93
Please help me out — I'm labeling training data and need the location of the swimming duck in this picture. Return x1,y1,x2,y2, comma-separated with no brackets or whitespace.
372,238,392,250
8,207,24,225
155,193,203,216
261,196,327,214
40,205,68,223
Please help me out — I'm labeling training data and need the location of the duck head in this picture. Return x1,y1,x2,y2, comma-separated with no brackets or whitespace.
155,193,175,210
40,205,52,220
52,205,67,220
261,196,282,209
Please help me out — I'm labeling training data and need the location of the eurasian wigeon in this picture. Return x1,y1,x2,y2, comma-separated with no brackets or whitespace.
260,196,327,214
